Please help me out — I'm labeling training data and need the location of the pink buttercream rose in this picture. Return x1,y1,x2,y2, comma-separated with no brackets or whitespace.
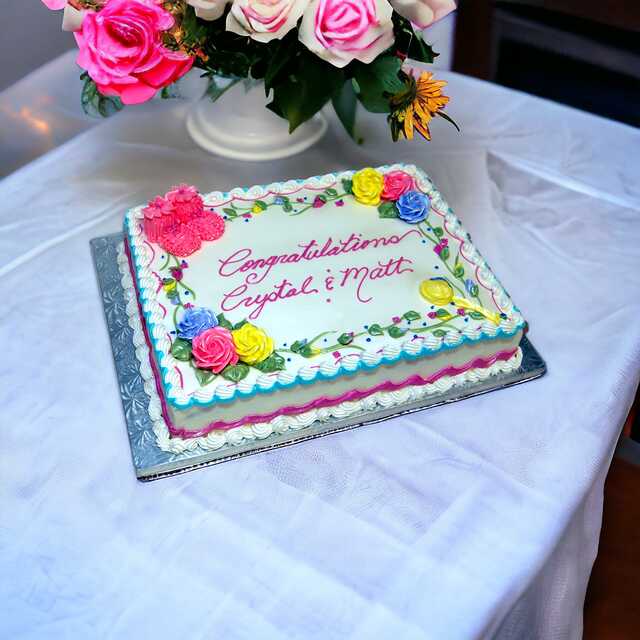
299,0,394,68
227,0,310,43
191,327,239,373
388,0,456,29
142,195,174,242
142,185,226,256
381,170,415,201
74,0,194,105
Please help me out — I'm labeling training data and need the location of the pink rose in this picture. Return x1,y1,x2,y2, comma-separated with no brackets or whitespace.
166,184,205,223
299,0,394,68
388,0,456,29
142,196,174,242
227,0,310,43
192,327,239,373
381,170,415,201
75,0,194,105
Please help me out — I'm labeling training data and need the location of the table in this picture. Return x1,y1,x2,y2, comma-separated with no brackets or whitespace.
1,52,639,640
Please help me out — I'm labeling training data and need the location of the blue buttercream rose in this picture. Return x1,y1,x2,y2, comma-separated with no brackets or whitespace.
396,191,430,223
177,307,218,340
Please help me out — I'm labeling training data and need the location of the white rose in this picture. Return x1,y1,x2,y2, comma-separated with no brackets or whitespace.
62,3,85,31
187,0,230,21
388,0,456,29
226,0,310,43
299,0,394,69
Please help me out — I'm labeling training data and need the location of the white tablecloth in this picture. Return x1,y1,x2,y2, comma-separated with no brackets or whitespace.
1,52,639,640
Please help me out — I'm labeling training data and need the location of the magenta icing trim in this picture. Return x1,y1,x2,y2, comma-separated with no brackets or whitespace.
126,239,517,438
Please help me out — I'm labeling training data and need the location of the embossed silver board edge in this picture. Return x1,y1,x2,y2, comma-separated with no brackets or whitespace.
91,233,546,481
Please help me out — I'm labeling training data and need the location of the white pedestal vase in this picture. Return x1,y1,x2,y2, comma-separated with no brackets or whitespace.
186,79,327,161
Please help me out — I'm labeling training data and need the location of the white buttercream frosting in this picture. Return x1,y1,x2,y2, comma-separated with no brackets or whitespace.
119,238,522,455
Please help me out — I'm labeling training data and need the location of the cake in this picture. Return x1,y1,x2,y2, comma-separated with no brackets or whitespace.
119,165,526,453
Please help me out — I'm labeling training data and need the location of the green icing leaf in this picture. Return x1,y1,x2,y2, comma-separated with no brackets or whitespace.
440,246,450,261
283,201,294,212
453,264,465,278
221,363,250,382
367,323,384,336
470,284,480,297
432,329,447,337
341,178,353,194
233,319,248,330
290,339,306,354
337,333,354,345
194,367,216,386
403,310,421,322
378,201,399,218
253,352,286,373
436,308,452,319
433,227,444,238
171,338,192,362
388,326,407,339
253,200,268,211
325,187,338,197
216,313,233,330
469,311,485,320
223,208,238,218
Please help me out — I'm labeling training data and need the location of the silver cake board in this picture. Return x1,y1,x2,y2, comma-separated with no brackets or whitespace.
91,233,547,482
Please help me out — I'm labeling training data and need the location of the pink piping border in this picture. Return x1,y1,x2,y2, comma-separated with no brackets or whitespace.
126,235,517,439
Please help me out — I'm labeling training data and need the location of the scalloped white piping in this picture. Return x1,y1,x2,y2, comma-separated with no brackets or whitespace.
124,163,526,409
117,242,523,454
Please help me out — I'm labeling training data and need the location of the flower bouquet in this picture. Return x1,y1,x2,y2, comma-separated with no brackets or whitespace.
42,0,456,143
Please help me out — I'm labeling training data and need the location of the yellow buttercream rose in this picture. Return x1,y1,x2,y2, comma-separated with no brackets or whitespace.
352,168,384,206
419,278,454,306
232,323,274,365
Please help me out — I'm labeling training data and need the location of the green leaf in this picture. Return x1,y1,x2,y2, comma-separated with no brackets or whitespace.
194,367,216,386
440,246,450,261
454,265,465,278
223,208,238,218
205,75,241,103
392,13,438,64
403,310,421,322
353,56,404,114
283,201,293,212
433,227,444,238
388,326,407,339
341,178,353,194
436,308,452,319
171,339,192,362
290,340,306,354
253,352,286,373
325,187,338,197
264,31,297,93
470,284,480,297
267,52,344,133
432,329,447,338
253,200,268,211
437,110,461,133
221,363,250,382
216,313,233,330
367,323,384,336
469,311,485,320
378,201,399,219
80,72,123,119
337,333,353,345
331,79,359,142
233,319,248,330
